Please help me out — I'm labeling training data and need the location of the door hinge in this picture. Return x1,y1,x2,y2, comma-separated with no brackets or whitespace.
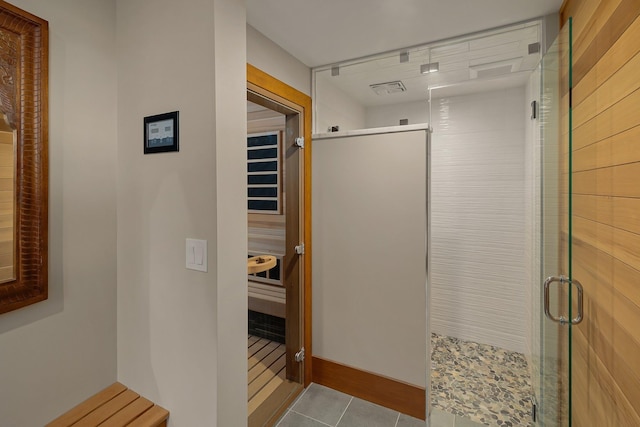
295,137,305,149
531,396,537,422
295,347,305,362
295,243,305,255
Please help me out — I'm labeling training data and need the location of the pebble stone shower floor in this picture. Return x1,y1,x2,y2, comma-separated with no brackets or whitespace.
431,334,533,427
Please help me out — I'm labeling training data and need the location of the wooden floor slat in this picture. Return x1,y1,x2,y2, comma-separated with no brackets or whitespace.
249,346,285,383
248,352,286,400
248,340,281,370
247,335,287,412
247,337,270,352
248,338,270,359
248,366,286,416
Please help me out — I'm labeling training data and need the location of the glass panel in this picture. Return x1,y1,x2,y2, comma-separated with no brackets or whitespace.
536,18,572,426
283,111,303,385
312,20,541,135
246,94,304,426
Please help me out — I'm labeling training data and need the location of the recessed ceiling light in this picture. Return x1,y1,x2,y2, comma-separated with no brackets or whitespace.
420,62,439,74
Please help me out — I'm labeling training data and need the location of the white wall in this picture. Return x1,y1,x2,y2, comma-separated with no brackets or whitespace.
312,131,427,388
431,87,528,354
247,25,311,96
365,100,430,129
117,1,247,426
0,1,118,425
314,77,366,133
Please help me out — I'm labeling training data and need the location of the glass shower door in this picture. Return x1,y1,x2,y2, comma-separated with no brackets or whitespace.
536,18,574,426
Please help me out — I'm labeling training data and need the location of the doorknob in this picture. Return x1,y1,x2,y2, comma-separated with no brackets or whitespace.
543,276,584,325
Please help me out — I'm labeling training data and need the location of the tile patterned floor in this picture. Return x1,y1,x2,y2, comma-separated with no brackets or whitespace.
431,334,533,427
277,383,484,427
277,384,423,427
278,334,533,427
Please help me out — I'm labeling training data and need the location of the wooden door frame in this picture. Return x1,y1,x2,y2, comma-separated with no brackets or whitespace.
247,64,313,387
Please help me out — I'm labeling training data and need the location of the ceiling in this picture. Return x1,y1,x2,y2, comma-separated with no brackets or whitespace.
316,21,542,106
246,0,564,68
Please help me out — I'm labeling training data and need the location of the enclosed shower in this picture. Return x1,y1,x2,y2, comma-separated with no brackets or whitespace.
311,17,565,427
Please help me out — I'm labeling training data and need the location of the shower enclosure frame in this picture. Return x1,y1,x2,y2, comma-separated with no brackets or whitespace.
310,16,576,426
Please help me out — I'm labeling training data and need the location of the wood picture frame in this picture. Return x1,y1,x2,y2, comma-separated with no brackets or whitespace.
0,1,49,314
144,111,179,154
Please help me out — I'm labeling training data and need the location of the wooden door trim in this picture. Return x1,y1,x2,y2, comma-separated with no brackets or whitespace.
247,64,313,387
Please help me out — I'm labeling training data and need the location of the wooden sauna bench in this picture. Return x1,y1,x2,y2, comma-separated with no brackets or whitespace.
46,382,169,427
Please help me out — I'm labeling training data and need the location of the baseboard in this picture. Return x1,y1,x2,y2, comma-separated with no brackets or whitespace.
311,356,425,420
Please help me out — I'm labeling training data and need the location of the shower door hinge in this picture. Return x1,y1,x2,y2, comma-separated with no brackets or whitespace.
531,396,538,422
295,243,305,255
295,347,305,362
295,137,305,149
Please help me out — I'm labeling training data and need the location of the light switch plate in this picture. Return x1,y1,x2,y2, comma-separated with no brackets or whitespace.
186,238,207,272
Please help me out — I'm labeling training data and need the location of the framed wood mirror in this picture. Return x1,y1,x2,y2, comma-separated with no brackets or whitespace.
0,1,48,314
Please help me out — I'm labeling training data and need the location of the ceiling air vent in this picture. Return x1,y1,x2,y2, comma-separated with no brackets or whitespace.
475,65,513,79
370,81,407,95
469,57,523,79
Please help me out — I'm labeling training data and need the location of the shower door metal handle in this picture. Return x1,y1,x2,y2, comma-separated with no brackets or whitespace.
543,276,584,325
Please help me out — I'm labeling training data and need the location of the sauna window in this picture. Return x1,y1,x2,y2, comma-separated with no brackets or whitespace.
248,131,281,214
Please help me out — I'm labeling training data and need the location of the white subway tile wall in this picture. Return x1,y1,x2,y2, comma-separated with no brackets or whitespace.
431,86,528,353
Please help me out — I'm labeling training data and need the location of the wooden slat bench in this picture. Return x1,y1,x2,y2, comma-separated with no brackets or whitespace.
46,382,169,427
